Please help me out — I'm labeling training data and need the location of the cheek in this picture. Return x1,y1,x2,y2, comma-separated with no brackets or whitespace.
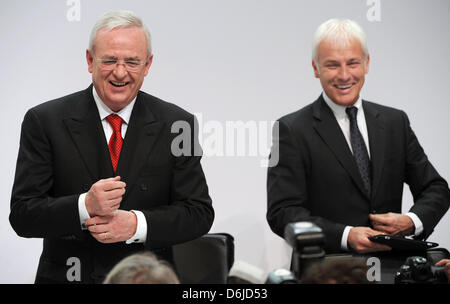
133,73,146,85
356,72,366,84
319,70,334,82
94,70,111,82
355,68,366,79
320,74,334,87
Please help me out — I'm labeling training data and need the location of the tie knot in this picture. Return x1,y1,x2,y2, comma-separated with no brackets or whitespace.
346,106,358,121
106,114,123,132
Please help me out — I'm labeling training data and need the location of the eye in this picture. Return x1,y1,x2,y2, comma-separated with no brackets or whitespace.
125,61,140,67
102,60,117,65
325,63,339,69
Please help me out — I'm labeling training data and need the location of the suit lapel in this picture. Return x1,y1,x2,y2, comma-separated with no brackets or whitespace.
312,96,369,199
116,92,164,199
63,86,113,181
363,100,386,201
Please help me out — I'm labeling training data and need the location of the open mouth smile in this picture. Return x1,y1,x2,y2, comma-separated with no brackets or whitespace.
110,81,129,87
334,84,353,90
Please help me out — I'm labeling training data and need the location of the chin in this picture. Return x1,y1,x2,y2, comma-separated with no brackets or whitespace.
340,100,357,106
332,95,358,106
106,93,130,103
104,98,128,111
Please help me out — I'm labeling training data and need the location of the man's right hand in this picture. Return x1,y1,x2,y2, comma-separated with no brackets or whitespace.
85,176,126,217
347,227,391,254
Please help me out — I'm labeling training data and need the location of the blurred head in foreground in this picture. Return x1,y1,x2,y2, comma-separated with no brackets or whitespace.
104,252,180,284
300,257,372,284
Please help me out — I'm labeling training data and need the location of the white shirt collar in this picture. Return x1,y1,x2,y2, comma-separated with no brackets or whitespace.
92,86,136,124
322,91,363,119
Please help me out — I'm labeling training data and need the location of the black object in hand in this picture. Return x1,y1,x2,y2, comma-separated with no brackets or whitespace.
369,235,438,251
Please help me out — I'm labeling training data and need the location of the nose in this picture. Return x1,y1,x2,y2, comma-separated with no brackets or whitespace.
337,66,351,82
112,63,128,79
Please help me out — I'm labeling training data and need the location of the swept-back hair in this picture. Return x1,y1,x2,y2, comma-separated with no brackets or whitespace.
89,10,152,56
312,18,368,64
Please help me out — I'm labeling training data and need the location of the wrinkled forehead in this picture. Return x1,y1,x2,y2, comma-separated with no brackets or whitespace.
94,26,149,56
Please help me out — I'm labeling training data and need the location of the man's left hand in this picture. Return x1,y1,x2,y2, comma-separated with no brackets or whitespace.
369,212,415,236
85,210,137,243
435,259,450,283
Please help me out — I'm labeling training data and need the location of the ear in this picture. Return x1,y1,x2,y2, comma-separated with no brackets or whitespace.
364,54,370,74
312,60,320,78
143,54,154,77
86,49,94,73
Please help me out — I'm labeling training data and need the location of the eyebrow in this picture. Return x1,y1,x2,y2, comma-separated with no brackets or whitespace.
100,55,142,61
124,56,142,61
323,60,340,65
323,58,361,65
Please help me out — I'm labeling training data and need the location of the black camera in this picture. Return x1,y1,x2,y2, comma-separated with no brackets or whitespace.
284,222,325,279
265,222,325,284
395,256,447,284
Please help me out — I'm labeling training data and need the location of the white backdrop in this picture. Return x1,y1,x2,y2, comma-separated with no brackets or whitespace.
1,0,449,283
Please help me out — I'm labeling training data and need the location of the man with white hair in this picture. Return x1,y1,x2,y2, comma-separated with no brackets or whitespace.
10,10,214,283
267,19,449,254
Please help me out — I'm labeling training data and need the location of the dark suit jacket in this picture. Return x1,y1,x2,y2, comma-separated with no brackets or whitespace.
267,95,450,253
10,85,214,283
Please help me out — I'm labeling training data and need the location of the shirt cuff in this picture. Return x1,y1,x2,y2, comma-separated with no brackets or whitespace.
405,212,423,237
126,210,147,244
78,193,90,230
341,225,353,251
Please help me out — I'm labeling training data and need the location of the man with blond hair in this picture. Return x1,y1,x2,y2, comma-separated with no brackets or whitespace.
10,10,214,283
267,19,449,254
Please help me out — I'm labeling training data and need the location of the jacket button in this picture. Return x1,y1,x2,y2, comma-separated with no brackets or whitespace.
140,183,148,191
82,184,90,191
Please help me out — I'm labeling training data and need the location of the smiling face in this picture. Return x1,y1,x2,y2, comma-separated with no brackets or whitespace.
86,26,153,112
312,38,369,106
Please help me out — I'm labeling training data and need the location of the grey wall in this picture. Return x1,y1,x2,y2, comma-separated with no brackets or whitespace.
1,0,449,283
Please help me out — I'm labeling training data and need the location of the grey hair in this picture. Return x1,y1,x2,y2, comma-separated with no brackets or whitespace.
312,19,368,65
103,252,180,284
89,10,152,56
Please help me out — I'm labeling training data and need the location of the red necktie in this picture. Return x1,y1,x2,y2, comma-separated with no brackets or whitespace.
106,114,123,172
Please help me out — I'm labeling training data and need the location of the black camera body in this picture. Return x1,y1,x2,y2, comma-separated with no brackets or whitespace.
284,222,325,278
265,222,325,284
395,256,447,284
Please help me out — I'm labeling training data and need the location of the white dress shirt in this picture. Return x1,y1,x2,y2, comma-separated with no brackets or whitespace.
322,92,423,251
77,87,147,244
